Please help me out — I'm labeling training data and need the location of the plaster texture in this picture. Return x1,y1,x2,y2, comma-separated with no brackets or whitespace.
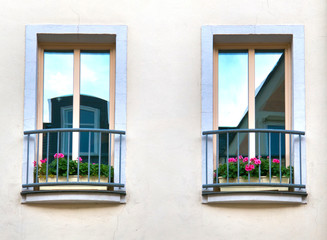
0,0,326,239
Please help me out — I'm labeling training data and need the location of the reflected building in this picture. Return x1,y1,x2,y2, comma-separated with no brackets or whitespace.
42,94,110,163
219,53,285,160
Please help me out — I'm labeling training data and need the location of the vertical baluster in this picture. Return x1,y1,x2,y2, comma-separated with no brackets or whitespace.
119,134,122,187
279,132,282,183
26,134,30,185
67,132,70,182
258,133,261,183
247,132,250,182
269,132,271,183
46,132,49,182
108,133,112,184
216,133,219,184
56,132,59,182
237,132,240,183
299,134,302,185
88,131,91,182
289,134,292,184
98,132,101,183
36,133,39,184
77,130,80,182
227,133,229,183
205,135,208,186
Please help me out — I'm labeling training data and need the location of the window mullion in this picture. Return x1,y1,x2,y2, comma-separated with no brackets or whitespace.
248,49,255,158
72,49,81,160
285,46,292,166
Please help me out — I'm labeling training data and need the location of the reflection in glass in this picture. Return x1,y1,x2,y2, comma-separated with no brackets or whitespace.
43,51,74,125
43,51,74,159
255,51,285,160
218,51,249,161
80,51,110,163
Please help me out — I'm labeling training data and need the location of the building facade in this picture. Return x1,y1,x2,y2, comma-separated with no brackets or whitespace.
0,0,326,239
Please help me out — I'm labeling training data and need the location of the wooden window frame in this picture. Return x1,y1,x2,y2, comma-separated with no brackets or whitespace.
37,42,116,160
213,43,292,163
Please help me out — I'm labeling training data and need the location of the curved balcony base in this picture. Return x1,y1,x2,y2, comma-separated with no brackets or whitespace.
21,190,126,204
202,191,307,204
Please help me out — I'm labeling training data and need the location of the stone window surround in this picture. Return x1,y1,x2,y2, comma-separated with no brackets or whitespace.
22,25,127,203
201,25,306,204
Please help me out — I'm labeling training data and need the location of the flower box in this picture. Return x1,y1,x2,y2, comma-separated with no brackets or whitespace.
217,176,289,192
38,175,112,191
214,156,292,192
34,153,115,191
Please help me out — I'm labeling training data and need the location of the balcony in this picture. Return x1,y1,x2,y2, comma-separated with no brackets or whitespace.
21,128,126,203
202,129,307,204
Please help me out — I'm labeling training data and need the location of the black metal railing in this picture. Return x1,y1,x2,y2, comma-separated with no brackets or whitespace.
202,129,305,191
22,128,125,191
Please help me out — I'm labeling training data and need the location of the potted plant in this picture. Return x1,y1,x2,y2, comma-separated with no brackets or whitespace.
34,153,114,190
213,156,292,192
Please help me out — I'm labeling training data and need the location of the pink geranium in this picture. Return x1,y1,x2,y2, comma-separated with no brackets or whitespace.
245,164,255,171
33,161,36,167
40,158,47,164
272,159,280,164
243,157,249,163
54,153,64,159
250,157,261,165
228,157,237,163
78,157,82,162
254,159,261,165
238,155,243,160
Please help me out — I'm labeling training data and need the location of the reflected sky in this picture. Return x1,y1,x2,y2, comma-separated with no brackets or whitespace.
43,51,73,123
218,51,248,127
43,51,110,124
255,52,283,90
80,51,110,102
218,51,283,127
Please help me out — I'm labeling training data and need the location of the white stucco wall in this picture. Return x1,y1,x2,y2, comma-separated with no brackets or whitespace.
0,0,326,239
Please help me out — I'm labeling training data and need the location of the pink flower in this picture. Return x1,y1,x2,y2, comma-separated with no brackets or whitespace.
40,158,47,164
33,161,36,167
254,159,261,165
54,153,64,159
78,157,82,162
272,159,280,164
92,163,95,165
250,157,261,165
243,157,248,163
228,157,237,163
267,156,269,159
238,155,243,160
245,164,255,171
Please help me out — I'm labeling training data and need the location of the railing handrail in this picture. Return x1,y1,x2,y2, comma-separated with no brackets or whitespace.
23,182,124,188
203,128,305,135
203,183,306,189
24,128,126,135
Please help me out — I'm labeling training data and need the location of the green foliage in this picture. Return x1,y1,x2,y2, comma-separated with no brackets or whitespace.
37,158,114,182
214,157,293,180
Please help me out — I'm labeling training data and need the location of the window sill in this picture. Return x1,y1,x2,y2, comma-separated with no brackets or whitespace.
202,191,307,204
21,190,126,204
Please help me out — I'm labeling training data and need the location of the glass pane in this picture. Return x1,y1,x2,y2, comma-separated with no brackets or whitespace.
218,51,248,162
43,51,74,160
255,51,285,160
80,51,110,163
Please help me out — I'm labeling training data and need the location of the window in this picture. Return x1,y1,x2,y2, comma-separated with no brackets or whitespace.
201,26,306,204
22,25,127,203
213,45,291,164
38,44,115,161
